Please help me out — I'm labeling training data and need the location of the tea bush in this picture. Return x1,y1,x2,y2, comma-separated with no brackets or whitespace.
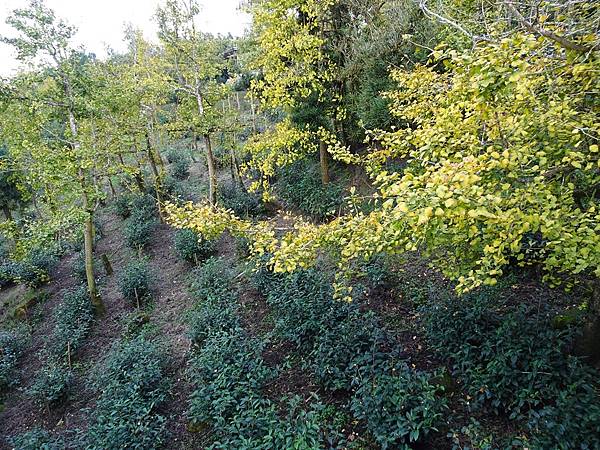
258,269,349,350
124,213,156,250
114,192,135,218
187,301,240,349
209,396,329,450
162,174,188,200
187,330,275,427
173,228,215,264
218,182,266,218
10,248,58,287
276,158,344,221
27,362,73,407
85,336,169,450
188,257,234,302
169,156,191,180
0,260,17,288
49,286,94,359
524,376,600,450
8,428,65,450
185,258,240,346
310,310,392,391
351,365,448,449
0,328,28,391
118,259,152,306
422,287,600,448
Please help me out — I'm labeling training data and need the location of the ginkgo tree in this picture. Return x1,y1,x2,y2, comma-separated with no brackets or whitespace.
243,0,340,194
167,33,600,300
156,0,229,205
0,0,109,312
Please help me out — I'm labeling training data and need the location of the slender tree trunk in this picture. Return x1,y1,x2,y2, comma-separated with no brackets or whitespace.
107,177,117,198
145,129,164,221
195,88,217,204
319,140,330,185
204,133,217,205
235,91,241,111
189,131,198,162
249,91,257,134
2,206,12,221
230,148,242,186
81,176,103,314
67,103,104,314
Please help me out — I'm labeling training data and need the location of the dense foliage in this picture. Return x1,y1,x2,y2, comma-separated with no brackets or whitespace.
85,336,169,449
1,0,599,448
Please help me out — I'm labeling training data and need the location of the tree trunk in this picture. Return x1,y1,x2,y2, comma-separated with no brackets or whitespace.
230,148,242,187
319,140,330,185
249,91,257,134
195,88,217,205
146,129,164,222
81,178,104,314
101,254,113,276
107,177,117,198
204,134,217,205
67,102,104,314
235,91,241,111
2,205,12,221
189,132,198,162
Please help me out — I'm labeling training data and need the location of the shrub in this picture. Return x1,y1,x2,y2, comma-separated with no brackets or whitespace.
50,287,94,358
210,396,328,450
0,261,16,288
124,213,156,250
169,157,191,180
162,175,188,200
422,287,600,448
276,158,344,221
11,248,58,287
218,182,266,218
121,310,152,339
524,367,600,449
188,257,234,302
350,365,447,449
118,259,152,306
27,362,73,407
187,301,239,349
187,330,275,426
173,228,215,264
259,269,349,351
0,328,28,391
8,428,65,450
85,336,169,450
310,310,393,391
114,193,134,218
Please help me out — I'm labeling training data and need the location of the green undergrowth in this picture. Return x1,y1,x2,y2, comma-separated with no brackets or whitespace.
27,286,93,408
181,256,449,449
0,325,29,392
118,258,153,307
218,182,267,219
253,263,449,449
84,333,170,449
174,228,216,264
115,193,159,250
422,285,600,449
184,258,357,448
275,158,345,221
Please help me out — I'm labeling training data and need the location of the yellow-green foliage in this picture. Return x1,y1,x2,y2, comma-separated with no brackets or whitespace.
243,119,316,200
251,0,336,109
168,33,600,297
